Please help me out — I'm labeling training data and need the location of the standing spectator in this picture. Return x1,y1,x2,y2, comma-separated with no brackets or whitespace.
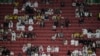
47,45,51,53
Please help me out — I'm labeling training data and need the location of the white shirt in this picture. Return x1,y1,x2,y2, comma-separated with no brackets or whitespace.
28,25,33,31
47,45,51,52
33,1,38,8
54,46,59,53
13,8,18,14
82,29,88,35
74,40,79,46
71,39,75,45
28,18,34,25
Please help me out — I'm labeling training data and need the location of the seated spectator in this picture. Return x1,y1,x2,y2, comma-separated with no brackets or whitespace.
97,13,100,21
63,39,68,45
60,0,65,7
51,33,57,41
39,45,44,54
40,19,45,27
71,49,79,56
57,32,64,38
91,52,96,56
52,25,56,31
65,18,70,27
28,17,34,25
72,32,83,38
13,7,18,15
54,8,62,14
47,45,51,53
11,31,16,41
41,52,46,56
2,47,10,56
46,53,51,56
16,21,25,31
82,28,88,35
78,18,84,24
8,20,13,28
67,50,71,56
28,25,34,31
74,40,79,46
54,46,59,53
33,1,38,8
71,39,75,45
22,44,28,52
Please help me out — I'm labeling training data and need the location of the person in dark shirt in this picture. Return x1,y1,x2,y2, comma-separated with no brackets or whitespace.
67,50,71,56
2,47,10,56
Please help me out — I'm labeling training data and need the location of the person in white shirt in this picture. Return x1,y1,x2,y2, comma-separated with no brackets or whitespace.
28,18,34,25
87,32,92,38
13,7,18,15
16,21,25,31
51,33,57,41
33,1,38,8
11,31,16,41
22,44,28,52
41,52,46,56
25,0,33,7
82,28,88,35
9,20,13,28
46,53,51,56
54,46,59,53
34,53,39,56
63,40,68,45
74,40,79,46
71,49,79,56
39,45,44,53
28,25,33,31
71,39,75,45
47,45,51,53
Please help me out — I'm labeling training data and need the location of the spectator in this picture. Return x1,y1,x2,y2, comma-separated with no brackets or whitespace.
52,25,56,31
28,25,34,31
67,50,71,56
2,47,10,56
60,0,65,7
11,31,16,41
13,7,18,15
47,45,51,53
40,19,45,27
65,18,70,27
63,40,68,45
39,45,44,53
51,33,57,41
22,44,28,52
57,32,64,38
97,13,100,21
33,1,38,8
78,17,84,24
54,46,59,53
8,20,13,28
28,17,34,25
